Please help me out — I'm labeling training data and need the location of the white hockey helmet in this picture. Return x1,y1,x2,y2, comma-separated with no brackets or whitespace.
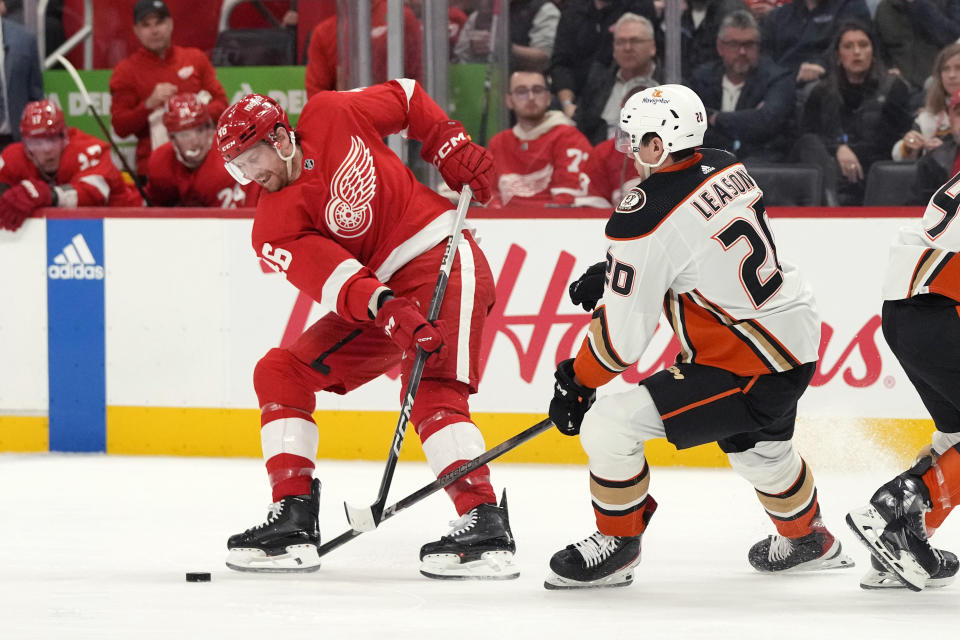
615,84,707,168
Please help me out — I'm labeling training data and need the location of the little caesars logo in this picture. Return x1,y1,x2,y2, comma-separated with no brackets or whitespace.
48,233,104,280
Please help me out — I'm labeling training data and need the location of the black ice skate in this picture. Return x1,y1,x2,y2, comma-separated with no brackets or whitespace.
860,549,958,590
544,496,658,590
226,478,322,573
419,490,518,580
749,510,854,573
846,472,943,591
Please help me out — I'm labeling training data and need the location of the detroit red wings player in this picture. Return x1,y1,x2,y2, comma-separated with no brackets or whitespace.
487,71,593,206
215,80,519,579
145,93,259,208
0,100,141,232
543,85,853,589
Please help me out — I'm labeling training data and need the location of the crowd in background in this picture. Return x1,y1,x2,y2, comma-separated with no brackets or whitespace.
3,0,960,224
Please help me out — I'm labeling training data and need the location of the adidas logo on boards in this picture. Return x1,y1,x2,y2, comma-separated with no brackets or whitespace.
48,233,104,280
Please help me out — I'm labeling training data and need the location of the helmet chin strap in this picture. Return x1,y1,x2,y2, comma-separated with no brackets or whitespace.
273,130,297,180
633,142,668,180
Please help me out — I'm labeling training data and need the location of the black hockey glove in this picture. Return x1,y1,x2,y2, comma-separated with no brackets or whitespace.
568,261,606,312
549,358,596,436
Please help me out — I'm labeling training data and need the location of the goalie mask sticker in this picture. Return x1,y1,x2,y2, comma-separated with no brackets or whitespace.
616,188,646,213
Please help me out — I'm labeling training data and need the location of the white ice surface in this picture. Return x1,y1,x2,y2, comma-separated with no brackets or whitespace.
0,455,957,640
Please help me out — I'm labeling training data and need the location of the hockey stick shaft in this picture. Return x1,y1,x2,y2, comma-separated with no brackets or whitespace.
55,54,153,206
344,185,473,531
321,417,553,557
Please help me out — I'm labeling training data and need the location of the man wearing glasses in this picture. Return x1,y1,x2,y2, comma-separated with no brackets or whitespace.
487,70,594,206
688,10,795,163
574,13,661,145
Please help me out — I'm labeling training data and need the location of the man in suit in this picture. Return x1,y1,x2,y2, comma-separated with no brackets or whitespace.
0,0,45,150
688,9,794,162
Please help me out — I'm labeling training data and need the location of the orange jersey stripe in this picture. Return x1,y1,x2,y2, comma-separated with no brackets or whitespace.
573,338,621,388
680,301,772,374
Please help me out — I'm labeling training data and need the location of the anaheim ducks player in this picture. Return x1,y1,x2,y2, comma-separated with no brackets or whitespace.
145,93,259,207
544,84,854,589
0,100,141,232
487,71,593,206
846,172,960,592
215,81,517,579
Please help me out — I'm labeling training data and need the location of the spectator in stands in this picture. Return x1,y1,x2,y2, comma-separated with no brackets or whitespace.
0,100,141,232
109,0,228,179
581,86,645,207
305,0,422,96
893,43,960,161
3,0,66,58
689,10,795,162
146,93,259,208
913,88,960,203
744,0,788,23
875,0,960,92
487,70,593,206
762,0,871,84
792,21,913,205
454,0,561,72
574,13,661,144
407,0,471,58
680,0,747,79
551,0,659,120
0,0,44,151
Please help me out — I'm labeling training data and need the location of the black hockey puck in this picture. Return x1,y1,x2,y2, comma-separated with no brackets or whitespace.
186,572,211,582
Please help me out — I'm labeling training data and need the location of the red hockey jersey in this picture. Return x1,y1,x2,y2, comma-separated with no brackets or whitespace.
583,137,642,207
109,45,228,176
0,128,141,207
487,111,592,206
251,79,465,323
146,142,260,208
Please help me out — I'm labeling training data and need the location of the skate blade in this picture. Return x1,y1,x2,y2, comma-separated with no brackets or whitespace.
796,539,855,572
860,567,955,590
543,569,635,590
846,508,927,592
419,551,519,580
226,544,321,574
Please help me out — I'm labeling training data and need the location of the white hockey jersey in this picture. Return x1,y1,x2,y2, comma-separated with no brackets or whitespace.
882,170,960,303
573,148,821,388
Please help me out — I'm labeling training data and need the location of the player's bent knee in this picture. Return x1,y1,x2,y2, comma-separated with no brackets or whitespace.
254,348,317,412
580,399,640,462
727,440,802,492
411,380,471,437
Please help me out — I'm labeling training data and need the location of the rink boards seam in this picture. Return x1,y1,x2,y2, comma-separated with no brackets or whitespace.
0,409,936,467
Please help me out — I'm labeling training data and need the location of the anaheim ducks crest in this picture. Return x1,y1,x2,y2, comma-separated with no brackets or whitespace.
325,136,376,238
616,188,646,213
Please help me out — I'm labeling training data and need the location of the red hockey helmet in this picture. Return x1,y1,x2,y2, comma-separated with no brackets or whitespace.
216,94,291,164
163,93,212,133
20,99,66,139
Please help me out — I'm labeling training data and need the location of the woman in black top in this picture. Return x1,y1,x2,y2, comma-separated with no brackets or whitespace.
792,21,913,206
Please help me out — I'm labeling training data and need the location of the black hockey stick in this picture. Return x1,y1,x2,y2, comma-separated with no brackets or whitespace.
344,185,474,532
321,417,553,557
55,54,153,206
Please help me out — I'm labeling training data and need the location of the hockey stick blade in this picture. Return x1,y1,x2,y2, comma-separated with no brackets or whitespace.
325,417,553,550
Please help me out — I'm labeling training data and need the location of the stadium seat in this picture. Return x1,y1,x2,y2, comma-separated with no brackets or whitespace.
863,161,919,206
744,163,823,207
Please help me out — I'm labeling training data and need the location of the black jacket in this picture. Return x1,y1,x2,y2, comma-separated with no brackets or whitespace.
549,0,657,96
914,140,958,205
762,0,872,74
680,0,747,80
574,61,663,144
688,56,795,160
